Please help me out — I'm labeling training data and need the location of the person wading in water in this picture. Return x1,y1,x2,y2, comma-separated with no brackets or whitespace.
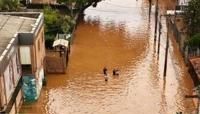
103,67,108,81
112,69,119,76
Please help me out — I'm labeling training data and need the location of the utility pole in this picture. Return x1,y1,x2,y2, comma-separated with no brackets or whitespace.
157,15,162,59
148,0,152,21
154,0,159,43
163,17,169,77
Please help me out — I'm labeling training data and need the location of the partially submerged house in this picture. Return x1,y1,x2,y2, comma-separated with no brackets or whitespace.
46,34,70,74
0,12,45,113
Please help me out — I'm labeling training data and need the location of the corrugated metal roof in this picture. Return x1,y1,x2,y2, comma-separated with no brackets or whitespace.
0,15,36,56
53,39,69,48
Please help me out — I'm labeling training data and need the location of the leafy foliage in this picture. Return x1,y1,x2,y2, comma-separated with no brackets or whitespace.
184,0,200,35
0,0,20,11
187,33,200,48
61,15,76,33
44,7,75,48
44,7,62,34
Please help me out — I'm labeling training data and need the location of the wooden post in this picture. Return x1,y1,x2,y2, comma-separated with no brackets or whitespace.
154,0,158,43
157,16,162,59
163,17,169,77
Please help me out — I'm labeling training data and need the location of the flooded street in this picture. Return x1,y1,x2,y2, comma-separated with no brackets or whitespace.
21,0,196,114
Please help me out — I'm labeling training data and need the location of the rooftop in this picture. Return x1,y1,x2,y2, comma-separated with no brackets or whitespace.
0,14,36,56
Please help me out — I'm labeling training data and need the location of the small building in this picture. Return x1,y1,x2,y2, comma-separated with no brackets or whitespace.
0,12,45,113
46,34,70,74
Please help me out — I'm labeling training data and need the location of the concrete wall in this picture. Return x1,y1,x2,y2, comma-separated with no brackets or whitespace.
33,26,45,77
0,74,6,110
2,52,21,106
31,0,57,4
0,51,22,114
32,26,45,98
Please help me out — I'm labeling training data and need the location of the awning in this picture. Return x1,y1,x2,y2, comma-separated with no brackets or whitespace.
53,39,69,48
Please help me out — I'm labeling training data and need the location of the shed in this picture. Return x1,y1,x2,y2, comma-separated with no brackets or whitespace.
46,38,70,74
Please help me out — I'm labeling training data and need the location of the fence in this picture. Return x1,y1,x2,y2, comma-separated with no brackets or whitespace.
45,50,69,73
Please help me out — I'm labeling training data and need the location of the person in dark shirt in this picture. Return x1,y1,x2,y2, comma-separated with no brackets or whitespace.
103,67,108,81
103,67,108,76
113,69,119,76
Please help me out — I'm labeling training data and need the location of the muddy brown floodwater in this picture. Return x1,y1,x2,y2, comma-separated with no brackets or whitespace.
20,0,196,114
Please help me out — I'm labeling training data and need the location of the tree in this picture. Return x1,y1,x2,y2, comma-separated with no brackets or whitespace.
44,7,62,48
57,0,76,16
75,0,89,8
44,7,75,48
61,15,76,34
44,7,62,34
0,0,20,11
44,7,75,34
187,33,200,48
184,0,200,35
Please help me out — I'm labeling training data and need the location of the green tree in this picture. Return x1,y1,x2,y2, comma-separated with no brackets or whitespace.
44,7,75,48
187,33,200,48
44,7,62,34
57,0,78,16
184,0,200,35
61,15,76,34
75,0,89,8
0,0,20,11
44,7,62,48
